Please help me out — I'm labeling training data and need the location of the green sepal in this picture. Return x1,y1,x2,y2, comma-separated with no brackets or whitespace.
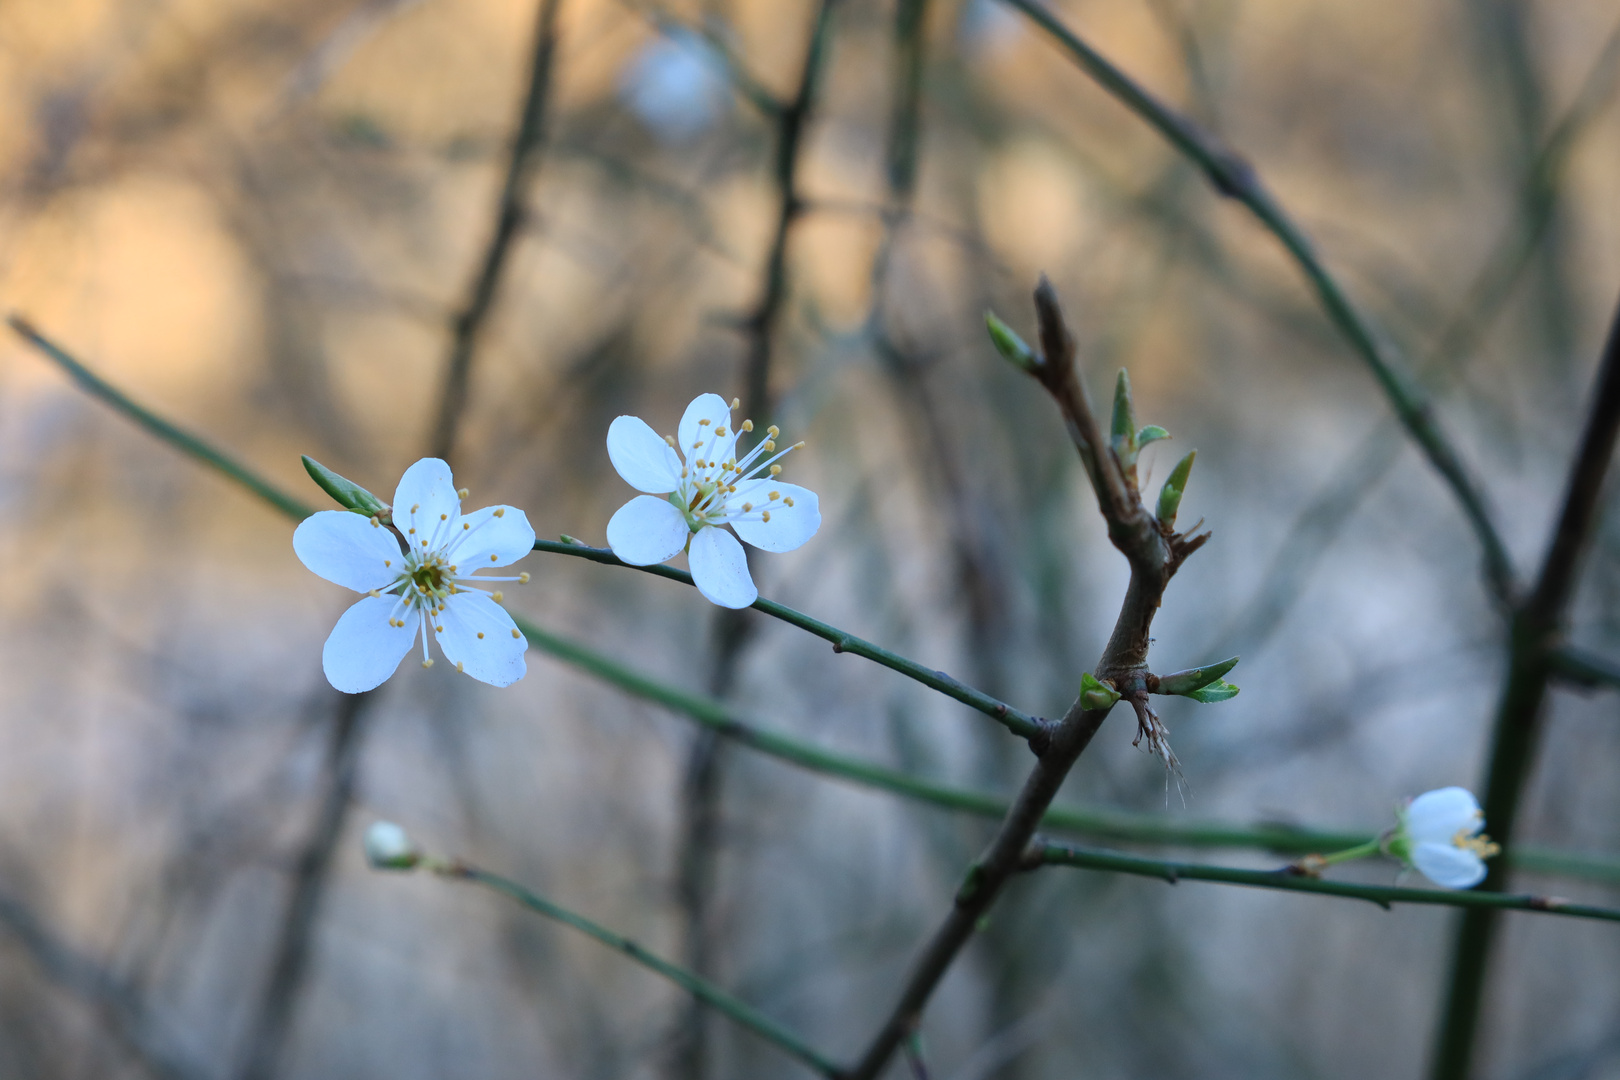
302,455,390,520
1080,671,1122,711
1156,449,1196,527
1154,655,1239,696
1136,425,1171,449
985,311,1039,374
1110,370,1137,465
1184,679,1240,704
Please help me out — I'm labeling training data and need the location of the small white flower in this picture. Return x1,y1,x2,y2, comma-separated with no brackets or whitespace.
605,393,820,608
363,821,418,870
618,32,728,143
1386,787,1500,889
293,457,535,693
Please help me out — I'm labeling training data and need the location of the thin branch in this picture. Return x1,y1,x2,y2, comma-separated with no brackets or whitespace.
8,316,315,520
534,540,1043,738
1432,288,1620,1079
1031,842,1620,924
427,0,563,462
0,888,209,1080
435,861,841,1078
999,0,1519,607
1550,645,1620,692
237,691,372,1080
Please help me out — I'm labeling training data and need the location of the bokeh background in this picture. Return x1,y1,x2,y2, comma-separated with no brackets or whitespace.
2,0,1619,1077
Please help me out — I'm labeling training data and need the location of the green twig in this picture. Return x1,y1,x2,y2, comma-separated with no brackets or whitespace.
998,0,1518,608
440,862,840,1077
7,316,316,520
1033,843,1620,923
532,540,1044,739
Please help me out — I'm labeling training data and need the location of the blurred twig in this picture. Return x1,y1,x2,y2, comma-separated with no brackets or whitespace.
428,0,563,463
237,690,373,1080
7,316,316,520
1549,645,1620,693
1431,291,1620,1079
435,861,841,1077
1030,842,1620,923
0,888,209,1080
1000,0,1519,608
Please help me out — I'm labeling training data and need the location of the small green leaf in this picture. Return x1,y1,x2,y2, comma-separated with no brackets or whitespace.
1080,671,1122,711
1110,370,1137,465
985,311,1038,374
1136,425,1171,449
1156,449,1196,527
1184,679,1240,704
1154,655,1239,696
302,455,390,520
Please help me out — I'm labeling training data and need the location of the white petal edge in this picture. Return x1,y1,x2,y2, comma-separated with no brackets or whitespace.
435,592,527,687
688,525,756,608
392,457,462,538
677,393,736,461
730,482,820,553
1413,842,1487,889
446,505,536,569
294,511,403,592
322,595,417,693
607,415,683,493
1406,787,1482,843
606,496,690,565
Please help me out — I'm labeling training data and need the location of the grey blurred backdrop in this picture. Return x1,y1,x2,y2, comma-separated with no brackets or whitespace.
1,0,1618,1077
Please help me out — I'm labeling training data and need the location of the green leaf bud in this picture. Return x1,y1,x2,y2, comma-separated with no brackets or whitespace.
985,311,1039,374
1156,449,1196,527
1110,370,1137,464
303,455,390,521
1136,425,1171,449
1153,655,1239,696
1080,671,1122,711
1183,679,1240,704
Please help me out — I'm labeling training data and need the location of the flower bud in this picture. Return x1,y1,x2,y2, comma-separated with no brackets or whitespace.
1156,450,1196,527
1080,672,1121,711
985,311,1039,374
364,821,420,871
302,455,391,521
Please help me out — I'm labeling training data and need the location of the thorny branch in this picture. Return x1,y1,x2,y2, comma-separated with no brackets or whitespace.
845,279,1205,1080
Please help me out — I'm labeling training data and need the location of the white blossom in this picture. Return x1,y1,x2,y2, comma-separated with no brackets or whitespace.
605,393,820,608
618,31,728,142
363,821,418,870
1387,787,1499,889
293,458,534,692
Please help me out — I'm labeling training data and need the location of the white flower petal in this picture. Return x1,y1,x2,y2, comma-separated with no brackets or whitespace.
688,525,756,608
322,595,417,693
1406,787,1482,844
730,482,820,553
677,393,737,463
446,505,536,569
293,511,403,592
435,592,527,687
607,415,684,493
392,457,462,538
1413,841,1487,889
606,495,690,565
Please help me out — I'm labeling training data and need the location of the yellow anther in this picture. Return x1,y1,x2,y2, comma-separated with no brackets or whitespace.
769,464,782,476
699,418,711,426
794,441,806,449
742,502,752,512
769,490,780,500
727,484,737,492
422,658,434,669
730,397,740,409
408,527,416,535
435,624,444,632
370,516,380,527
511,628,521,639
742,419,754,432
411,504,420,513
494,508,505,518
463,523,470,530
368,589,380,598
457,488,469,498
665,435,676,447
384,559,392,567
519,572,530,583
450,565,457,572
440,513,448,521
761,510,771,523
490,554,498,561
493,591,504,602
716,427,727,437
767,425,779,438
456,661,464,672
477,632,485,639
763,440,776,452
784,496,794,507
693,441,702,449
